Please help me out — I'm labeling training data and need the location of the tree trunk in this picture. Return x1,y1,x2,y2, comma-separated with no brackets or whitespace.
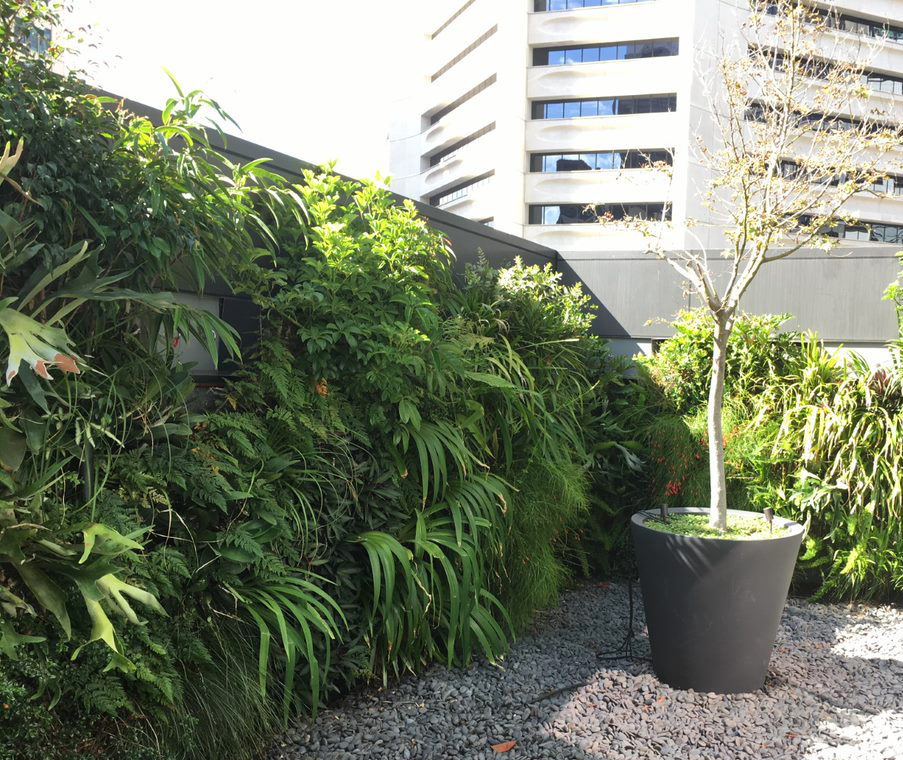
708,318,730,530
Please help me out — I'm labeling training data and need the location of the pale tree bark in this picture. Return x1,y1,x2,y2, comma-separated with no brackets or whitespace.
707,317,731,530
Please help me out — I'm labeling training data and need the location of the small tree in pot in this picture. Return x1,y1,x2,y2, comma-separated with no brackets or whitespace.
611,0,903,692
632,0,903,529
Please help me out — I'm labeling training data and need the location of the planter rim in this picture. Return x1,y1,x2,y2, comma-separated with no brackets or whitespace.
631,507,804,542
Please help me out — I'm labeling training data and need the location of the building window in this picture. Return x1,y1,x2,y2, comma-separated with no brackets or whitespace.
833,221,903,243
779,160,903,196
869,175,903,196
20,24,51,53
428,123,495,167
862,70,903,96
762,4,903,44
532,94,675,119
533,39,678,66
759,48,903,97
745,102,888,135
798,215,903,243
821,9,903,44
529,149,672,172
528,202,671,224
534,0,649,10
431,172,494,207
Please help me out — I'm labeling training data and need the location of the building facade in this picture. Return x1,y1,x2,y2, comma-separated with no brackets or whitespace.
390,0,693,252
389,0,903,358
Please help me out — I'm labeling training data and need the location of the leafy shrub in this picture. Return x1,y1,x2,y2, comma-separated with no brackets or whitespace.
768,337,903,599
641,310,800,413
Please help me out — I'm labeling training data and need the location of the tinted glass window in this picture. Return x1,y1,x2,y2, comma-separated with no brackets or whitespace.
528,202,671,224
533,95,675,119
529,149,672,172
534,38,677,66
534,0,648,10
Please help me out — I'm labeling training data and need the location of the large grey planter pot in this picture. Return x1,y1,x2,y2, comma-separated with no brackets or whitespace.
631,507,804,694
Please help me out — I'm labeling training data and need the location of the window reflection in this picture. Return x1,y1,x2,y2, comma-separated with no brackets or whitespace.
529,203,671,224
533,38,678,66
535,0,648,10
530,149,672,172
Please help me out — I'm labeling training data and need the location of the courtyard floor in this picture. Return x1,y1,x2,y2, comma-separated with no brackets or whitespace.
266,582,903,760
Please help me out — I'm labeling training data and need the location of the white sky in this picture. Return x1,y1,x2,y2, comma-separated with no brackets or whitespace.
61,1,427,180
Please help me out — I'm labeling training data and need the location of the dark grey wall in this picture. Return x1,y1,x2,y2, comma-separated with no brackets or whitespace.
559,246,901,344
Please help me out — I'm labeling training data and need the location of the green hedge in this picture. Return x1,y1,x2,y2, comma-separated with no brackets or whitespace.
0,7,640,758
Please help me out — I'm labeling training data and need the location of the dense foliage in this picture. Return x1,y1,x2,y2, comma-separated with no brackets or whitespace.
0,6,639,758
639,302,903,601
9,6,903,759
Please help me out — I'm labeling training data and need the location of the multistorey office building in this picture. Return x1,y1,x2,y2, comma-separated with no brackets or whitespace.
389,0,903,255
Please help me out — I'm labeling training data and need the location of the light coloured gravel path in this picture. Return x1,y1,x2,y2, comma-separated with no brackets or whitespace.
266,582,903,760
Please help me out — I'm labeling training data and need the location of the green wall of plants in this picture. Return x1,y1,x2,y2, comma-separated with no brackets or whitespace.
0,7,641,758
6,6,902,759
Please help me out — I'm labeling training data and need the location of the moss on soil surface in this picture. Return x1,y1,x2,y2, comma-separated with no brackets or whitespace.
645,513,788,540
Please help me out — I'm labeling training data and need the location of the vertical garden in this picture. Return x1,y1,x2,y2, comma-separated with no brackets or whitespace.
0,5,640,758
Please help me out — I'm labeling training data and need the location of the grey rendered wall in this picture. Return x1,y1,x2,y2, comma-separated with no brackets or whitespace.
559,246,902,344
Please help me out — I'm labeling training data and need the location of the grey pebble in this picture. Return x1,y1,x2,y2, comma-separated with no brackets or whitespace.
265,582,903,759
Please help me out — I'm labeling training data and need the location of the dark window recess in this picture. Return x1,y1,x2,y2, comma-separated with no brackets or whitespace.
798,215,903,243
534,0,648,10
218,296,262,376
533,38,677,66
431,26,497,81
19,23,51,53
530,149,672,172
808,6,903,44
779,160,903,195
745,102,890,134
528,202,671,224
532,94,676,119
430,172,494,206
432,0,478,38
429,75,497,125
428,123,495,166
761,4,903,43
755,47,903,97
863,69,903,96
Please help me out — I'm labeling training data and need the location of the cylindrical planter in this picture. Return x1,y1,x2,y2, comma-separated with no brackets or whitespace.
631,507,803,693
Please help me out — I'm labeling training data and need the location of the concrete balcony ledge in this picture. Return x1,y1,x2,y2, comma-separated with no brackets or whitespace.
523,220,674,251
526,112,679,152
528,2,667,47
526,168,671,204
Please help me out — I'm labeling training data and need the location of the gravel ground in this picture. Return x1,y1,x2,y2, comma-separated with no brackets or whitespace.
266,582,903,760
